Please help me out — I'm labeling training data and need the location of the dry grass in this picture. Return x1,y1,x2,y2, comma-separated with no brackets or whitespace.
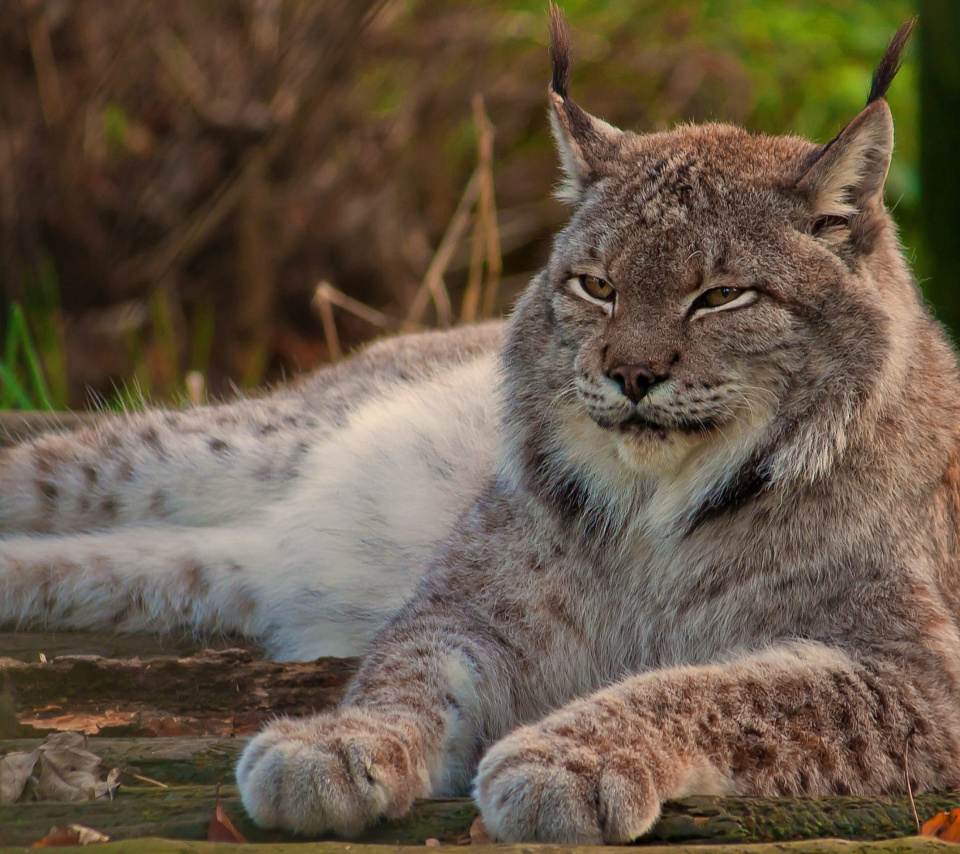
0,0,917,408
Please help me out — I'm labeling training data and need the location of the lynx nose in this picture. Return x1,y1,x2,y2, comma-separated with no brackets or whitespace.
606,364,659,404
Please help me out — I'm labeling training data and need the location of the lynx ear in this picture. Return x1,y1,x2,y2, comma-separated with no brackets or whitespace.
548,5,623,204
797,99,894,219
796,20,914,236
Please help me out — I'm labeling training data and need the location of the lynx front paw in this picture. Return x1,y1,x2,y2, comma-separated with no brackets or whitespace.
236,709,430,836
474,726,660,844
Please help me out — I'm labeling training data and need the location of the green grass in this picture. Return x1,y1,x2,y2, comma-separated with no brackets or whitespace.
1,253,218,413
0,303,62,411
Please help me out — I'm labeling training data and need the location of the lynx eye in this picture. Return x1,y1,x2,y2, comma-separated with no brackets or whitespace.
696,287,743,309
579,275,615,302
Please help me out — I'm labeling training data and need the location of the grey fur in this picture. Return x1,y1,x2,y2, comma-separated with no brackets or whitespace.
5,12,960,847
236,12,960,843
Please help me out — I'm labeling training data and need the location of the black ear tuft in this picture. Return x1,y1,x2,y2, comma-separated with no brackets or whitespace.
545,4,624,204
548,4,571,99
867,18,916,105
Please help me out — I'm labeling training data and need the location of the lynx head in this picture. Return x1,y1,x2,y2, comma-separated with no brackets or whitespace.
501,9,923,533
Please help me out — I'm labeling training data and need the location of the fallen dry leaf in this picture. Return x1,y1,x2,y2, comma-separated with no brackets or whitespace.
922,809,960,842
0,746,41,803
96,766,121,800
40,732,88,752
469,816,494,845
208,798,248,843
37,732,104,802
2,733,120,804
30,732,120,803
145,714,207,737
31,823,110,847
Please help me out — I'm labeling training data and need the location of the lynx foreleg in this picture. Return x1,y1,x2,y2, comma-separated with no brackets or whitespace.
236,604,516,836
475,642,960,844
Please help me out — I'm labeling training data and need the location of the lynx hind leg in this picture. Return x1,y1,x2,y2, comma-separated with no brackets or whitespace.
0,323,504,539
0,398,325,537
0,522,280,647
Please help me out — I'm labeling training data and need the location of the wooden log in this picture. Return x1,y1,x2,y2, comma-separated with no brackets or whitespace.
1,649,356,712
4,785,960,848
0,630,251,664
0,649,357,736
4,839,960,854
0,786,460,846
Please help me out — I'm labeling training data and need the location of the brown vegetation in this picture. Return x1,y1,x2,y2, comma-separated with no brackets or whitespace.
0,0,784,406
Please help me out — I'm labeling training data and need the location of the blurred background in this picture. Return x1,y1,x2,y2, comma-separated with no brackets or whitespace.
0,0,955,411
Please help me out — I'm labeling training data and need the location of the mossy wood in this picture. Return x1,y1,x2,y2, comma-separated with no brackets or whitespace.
0,648,357,737
0,736,245,786
3,785,960,847
0,630,255,663
4,840,960,854
2,576,960,851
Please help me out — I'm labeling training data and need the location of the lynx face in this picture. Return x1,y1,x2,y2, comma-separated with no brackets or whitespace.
502,20,913,520
551,135,811,465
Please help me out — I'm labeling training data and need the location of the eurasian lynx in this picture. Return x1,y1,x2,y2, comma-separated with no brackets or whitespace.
3,9,958,845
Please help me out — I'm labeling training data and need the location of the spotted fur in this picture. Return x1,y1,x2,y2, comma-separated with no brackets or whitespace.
6,13,959,846
0,324,503,659
235,14,960,843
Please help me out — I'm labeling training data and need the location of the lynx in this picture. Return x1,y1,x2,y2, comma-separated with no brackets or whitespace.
2,9,958,845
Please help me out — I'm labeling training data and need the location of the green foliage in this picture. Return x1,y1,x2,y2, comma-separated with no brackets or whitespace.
102,103,129,149
701,0,919,208
0,2,927,411
0,263,217,413
0,258,68,411
480,0,919,249
0,304,60,411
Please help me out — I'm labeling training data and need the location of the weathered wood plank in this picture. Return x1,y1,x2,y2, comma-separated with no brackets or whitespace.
0,787,473,847
3,838,960,854
0,649,357,737
1,649,356,712
0,631,254,664
3,785,960,848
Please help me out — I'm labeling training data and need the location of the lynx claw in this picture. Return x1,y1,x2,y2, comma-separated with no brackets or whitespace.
237,711,429,836
474,727,659,844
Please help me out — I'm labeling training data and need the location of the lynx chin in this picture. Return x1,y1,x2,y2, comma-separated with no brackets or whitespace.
2,9,957,846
